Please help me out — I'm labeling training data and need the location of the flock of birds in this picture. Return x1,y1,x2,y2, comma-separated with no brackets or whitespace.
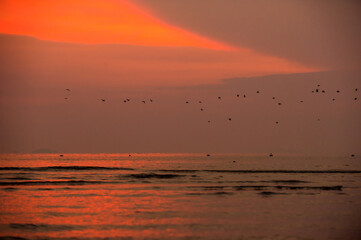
63,85,359,122
62,84,359,158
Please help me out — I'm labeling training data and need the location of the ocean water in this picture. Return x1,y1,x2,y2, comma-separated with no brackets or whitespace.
0,153,360,240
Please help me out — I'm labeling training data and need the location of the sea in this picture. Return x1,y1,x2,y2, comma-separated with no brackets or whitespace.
0,153,360,240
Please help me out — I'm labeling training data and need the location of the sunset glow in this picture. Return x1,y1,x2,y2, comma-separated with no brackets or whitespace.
0,0,232,50
1,1,361,239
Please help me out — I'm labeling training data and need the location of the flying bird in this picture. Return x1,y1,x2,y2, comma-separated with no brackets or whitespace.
101,99,106,102
65,89,71,91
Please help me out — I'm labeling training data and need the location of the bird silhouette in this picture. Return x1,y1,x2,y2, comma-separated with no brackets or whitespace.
57,80,358,152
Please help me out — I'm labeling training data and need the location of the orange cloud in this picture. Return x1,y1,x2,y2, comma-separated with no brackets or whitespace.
0,0,232,50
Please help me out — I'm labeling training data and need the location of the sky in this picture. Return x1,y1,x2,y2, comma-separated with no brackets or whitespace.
0,0,360,154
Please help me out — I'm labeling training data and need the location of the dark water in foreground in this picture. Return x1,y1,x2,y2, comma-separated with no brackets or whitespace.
0,154,360,240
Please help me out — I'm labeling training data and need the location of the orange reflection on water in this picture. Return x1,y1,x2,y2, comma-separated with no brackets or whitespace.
1,154,361,239
0,184,207,239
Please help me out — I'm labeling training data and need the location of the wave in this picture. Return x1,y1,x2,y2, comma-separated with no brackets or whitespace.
186,191,234,196
159,169,361,174
0,166,134,171
0,177,35,180
263,180,309,183
258,191,288,196
274,185,343,190
189,185,343,191
9,223,84,232
125,173,185,179
0,237,29,240
0,180,107,186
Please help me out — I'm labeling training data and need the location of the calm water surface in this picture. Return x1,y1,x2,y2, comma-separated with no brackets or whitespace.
0,154,360,240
